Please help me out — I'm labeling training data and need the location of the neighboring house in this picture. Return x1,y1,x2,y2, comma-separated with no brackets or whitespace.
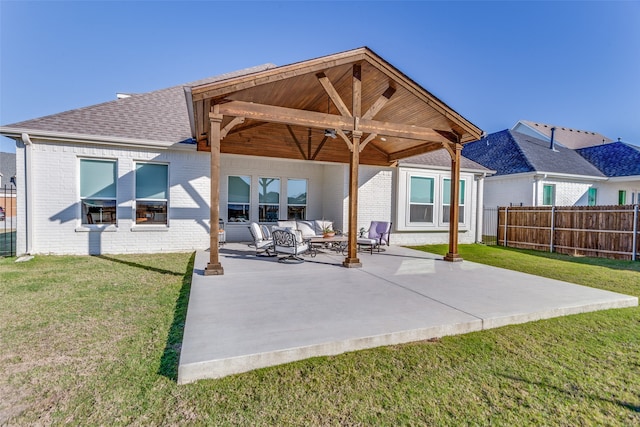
0,48,486,256
0,152,17,188
462,129,640,208
512,120,613,149
577,142,640,205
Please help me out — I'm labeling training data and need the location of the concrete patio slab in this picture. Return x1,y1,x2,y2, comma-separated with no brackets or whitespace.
178,244,637,384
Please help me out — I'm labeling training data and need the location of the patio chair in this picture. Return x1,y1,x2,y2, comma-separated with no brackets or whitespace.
248,222,275,256
357,221,392,254
272,228,309,263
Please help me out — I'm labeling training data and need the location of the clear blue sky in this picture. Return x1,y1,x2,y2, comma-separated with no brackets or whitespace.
1,1,639,153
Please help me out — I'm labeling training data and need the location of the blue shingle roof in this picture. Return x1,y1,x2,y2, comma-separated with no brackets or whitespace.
462,130,606,177
576,142,640,177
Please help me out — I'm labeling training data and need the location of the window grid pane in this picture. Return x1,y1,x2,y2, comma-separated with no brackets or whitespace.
287,179,307,220
228,176,250,203
136,163,168,200
80,159,116,199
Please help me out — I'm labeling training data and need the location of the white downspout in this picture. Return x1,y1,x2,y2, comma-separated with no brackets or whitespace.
475,173,486,243
21,133,33,254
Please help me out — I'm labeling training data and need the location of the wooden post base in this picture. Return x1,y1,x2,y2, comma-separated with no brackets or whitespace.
204,262,225,275
444,253,463,262
342,257,362,268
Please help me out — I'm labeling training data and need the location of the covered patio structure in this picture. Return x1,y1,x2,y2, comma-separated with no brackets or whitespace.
186,47,483,275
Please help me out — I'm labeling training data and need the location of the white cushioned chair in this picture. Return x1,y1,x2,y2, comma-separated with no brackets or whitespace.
248,222,275,256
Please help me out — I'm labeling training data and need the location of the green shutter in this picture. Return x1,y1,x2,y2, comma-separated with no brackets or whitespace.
588,188,597,206
618,190,626,205
80,159,116,198
136,163,168,199
543,185,554,206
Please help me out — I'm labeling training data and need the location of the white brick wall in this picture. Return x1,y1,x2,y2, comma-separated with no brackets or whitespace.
24,140,211,255
15,140,488,254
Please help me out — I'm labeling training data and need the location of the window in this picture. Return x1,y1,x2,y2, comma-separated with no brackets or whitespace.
542,184,555,206
228,176,250,222
80,159,117,225
442,179,465,223
135,163,168,225
588,188,597,206
258,177,280,222
618,190,627,205
287,179,307,220
409,176,434,223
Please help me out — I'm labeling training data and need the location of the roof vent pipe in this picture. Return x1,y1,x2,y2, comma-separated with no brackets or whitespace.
549,127,556,150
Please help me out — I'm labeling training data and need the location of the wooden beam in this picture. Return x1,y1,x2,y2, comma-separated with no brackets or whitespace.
388,142,442,161
218,100,452,144
311,135,329,160
336,129,353,151
220,117,245,139
218,100,352,132
352,64,362,119
441,141,455,159
362,86,396,120
359,133,377,153
316,72,352,118
286,125,307,160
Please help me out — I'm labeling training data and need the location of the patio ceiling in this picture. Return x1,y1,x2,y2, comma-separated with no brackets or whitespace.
188,47,483,166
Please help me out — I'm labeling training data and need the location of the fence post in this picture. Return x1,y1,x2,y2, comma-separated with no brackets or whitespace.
633,204,638,261
503,206,508,247
550,206,555,253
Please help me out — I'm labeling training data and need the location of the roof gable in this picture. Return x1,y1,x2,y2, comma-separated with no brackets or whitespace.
577,142,640,177
513,120,612,149
400,149,492,172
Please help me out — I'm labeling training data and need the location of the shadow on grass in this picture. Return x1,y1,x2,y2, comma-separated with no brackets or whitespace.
158,252,195,381
500,373,640,413
95,254,184,276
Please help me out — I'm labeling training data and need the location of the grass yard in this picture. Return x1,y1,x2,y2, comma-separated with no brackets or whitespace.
1,246,638,425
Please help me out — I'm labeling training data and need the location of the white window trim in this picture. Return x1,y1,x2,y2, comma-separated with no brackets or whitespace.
397,168,470,231
439,177,468,228
77,157,118,230
133,161,170,227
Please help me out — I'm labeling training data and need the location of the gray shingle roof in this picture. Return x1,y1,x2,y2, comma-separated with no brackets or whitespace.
2,64,276,143
462,129,606,177
577,142,640,177
400,149,492,172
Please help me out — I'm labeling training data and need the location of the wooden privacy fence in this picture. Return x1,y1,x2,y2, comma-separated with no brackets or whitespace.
498,205,640,261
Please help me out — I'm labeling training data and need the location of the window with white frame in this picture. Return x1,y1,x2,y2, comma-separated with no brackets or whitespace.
409,176,434,223
442,178,465,223
135,163,168,225
228,175,250,222
543,184,555,206
258,177,280,222
588,187,597,206
287,179,307,220
80,159,117,225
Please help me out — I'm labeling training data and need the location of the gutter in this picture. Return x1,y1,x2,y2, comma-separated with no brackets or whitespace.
0,127,198,152
21,133,34,254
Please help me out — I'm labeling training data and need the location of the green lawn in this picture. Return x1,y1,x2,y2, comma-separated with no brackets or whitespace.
1,246,638,426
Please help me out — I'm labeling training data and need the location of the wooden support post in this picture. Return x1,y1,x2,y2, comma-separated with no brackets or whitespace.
343,130,362,268
444,142,463,262
204,108,225,275
343,64,363,268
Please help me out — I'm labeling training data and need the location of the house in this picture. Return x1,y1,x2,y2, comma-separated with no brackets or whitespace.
0,48,486,267
576,142,640,205
461,128,640,208
0,152,16,189
512,120,613,149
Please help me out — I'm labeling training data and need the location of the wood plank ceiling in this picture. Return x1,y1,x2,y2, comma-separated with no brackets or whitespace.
188,47,483,166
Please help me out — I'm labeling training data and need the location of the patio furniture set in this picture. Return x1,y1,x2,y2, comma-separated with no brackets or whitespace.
248,220,392,263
